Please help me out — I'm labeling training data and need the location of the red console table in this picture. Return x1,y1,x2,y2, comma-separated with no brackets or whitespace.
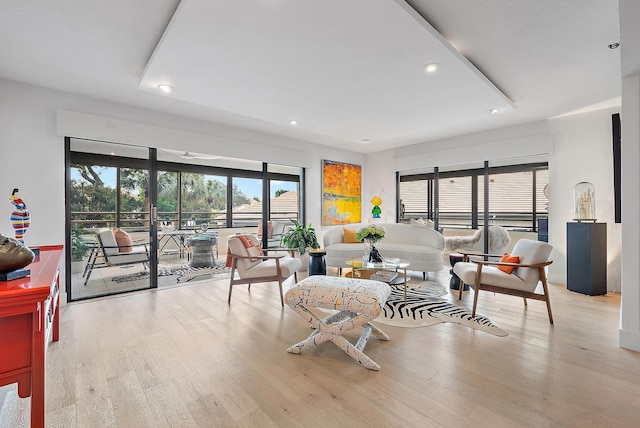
0,245,62,428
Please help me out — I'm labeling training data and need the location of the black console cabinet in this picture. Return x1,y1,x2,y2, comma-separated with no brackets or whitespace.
566,222,607,295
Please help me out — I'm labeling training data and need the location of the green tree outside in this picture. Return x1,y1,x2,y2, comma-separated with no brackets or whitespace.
71,165,253,228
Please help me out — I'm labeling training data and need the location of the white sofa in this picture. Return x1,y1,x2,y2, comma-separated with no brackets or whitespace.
323,222,444,276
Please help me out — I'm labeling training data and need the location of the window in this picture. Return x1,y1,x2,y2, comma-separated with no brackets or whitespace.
181,173,228,228
478,170,544,228
119,167,150,230
399,162,548,231
399,180,428,221
157,170,178,223
231,177,263,227
439,176,472,227
70,164,117,229
70,164,152,231
71,156,304,233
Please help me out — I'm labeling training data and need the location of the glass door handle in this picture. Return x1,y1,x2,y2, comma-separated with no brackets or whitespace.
151,205,158,225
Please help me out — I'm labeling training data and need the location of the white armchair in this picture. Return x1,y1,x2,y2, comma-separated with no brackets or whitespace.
227,234,301,306
453,239,554,323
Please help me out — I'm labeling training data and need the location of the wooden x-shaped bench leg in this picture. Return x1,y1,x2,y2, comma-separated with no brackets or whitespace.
287,306,389,370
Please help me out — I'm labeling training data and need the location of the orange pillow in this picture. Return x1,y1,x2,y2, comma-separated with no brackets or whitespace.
343,228,358,243
497,253,520,274
113,228,133,253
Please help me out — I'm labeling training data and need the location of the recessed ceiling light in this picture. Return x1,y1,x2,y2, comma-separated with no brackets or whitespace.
488,108,500,114
361,139,370,143
157,84,173,93
289,120,298,126
424,63,439,73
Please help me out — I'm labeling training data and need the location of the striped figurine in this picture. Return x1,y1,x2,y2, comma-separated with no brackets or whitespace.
10,188,31,243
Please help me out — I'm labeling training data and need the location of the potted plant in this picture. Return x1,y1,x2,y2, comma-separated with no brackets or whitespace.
282,219,320,271
71,226,90,273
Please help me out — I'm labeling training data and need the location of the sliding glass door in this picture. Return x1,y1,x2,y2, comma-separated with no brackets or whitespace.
265,173,300,249
67,139,156,301
66,141,306,301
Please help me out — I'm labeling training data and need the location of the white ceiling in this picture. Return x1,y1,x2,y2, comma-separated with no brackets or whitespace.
0,0,621,154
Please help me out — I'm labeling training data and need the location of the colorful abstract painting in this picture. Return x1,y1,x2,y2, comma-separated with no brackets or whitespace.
322,160,361,225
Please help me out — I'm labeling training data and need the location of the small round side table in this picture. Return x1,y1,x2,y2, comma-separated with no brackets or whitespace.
308,249,326,276
188,235,216,268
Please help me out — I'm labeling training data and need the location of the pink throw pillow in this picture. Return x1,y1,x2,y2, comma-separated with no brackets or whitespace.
113,228,133,253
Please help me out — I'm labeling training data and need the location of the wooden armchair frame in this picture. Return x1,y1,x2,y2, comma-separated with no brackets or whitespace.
457,251,554,324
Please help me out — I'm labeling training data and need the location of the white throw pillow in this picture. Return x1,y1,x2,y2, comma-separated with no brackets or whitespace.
410,218,434,229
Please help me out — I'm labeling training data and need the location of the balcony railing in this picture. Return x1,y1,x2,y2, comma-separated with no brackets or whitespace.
71,210,299,231
403,211,548,231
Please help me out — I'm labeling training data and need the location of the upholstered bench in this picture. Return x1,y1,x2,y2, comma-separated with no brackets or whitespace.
284,275,391,370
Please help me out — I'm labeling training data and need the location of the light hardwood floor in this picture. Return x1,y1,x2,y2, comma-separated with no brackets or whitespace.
1,267,639,427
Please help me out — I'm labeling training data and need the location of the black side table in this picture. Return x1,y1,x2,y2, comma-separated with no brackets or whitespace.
449,253,469,291
308,249,327,276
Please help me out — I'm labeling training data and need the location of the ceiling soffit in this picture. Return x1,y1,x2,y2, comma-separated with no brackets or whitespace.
139,0,514,146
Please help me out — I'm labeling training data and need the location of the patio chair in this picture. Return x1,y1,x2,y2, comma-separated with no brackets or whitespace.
83,228,150,285
257,220,289,248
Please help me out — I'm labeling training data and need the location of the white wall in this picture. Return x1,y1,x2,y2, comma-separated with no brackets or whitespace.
547,107,622,291
0,81,66,246
393,119,553,170
618,0,640,353
620,73,640,351
364,149,397,223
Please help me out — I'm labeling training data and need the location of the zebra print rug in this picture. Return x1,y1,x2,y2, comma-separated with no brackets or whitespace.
111,263,230,284
377,284,508,337
159,263,231,283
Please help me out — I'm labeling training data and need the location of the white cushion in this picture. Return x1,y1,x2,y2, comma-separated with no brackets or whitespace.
511,239,553,287
97,228,148,263
243,257,301,279
325,242,365,260
377,242,441,256
105,246,149,264
286,276,390,314
97,228,119,256
454,262,531,292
